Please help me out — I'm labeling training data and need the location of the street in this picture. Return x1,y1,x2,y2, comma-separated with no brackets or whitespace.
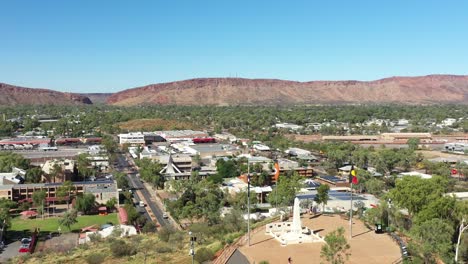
115,154,169,227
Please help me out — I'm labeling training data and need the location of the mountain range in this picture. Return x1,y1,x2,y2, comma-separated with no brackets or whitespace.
2,75,468,106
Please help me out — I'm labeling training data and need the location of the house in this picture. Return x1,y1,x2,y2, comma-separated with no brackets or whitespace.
398,171,432,179
275,123,304,131
285,148,311,156
253,144,270,152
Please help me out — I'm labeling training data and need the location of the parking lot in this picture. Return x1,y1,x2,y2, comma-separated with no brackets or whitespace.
0,240,25,262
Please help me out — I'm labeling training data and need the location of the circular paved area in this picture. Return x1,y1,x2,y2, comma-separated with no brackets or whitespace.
239,214,401,264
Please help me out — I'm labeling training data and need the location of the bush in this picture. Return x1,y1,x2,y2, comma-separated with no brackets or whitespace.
155,243,174,254
85,253,106,264
142,221,157,233
110,239,136,257
194,247,214,263
158,226,175,242
88,233,102,243
259,261,270,264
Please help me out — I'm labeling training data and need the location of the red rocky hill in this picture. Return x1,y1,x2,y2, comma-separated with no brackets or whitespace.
0,83,92,106
106,75,468,106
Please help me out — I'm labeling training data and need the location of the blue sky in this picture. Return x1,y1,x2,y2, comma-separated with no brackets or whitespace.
1,0,467,93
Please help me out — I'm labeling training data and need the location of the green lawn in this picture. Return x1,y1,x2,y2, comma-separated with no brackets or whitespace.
10,213,118,233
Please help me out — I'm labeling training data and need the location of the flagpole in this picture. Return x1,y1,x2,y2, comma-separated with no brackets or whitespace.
350,182,353,239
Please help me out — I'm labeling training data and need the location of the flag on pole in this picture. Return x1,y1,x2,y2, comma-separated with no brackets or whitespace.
349,166,358,184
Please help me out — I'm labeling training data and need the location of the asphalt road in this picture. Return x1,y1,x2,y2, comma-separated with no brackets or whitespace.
116,154,169,227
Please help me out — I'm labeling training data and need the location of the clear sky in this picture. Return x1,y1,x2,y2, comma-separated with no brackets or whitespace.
1,0,468,93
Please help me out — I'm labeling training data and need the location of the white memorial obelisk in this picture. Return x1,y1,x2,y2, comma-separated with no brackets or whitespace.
291,198,302,234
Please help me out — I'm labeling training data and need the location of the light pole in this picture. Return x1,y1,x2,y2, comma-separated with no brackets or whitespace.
189,231,196,264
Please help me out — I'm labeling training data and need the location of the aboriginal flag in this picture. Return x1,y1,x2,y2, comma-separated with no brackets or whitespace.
349,166,358,184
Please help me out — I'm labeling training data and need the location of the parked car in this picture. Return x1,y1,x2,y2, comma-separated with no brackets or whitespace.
139,201,145,207
162,213,168,219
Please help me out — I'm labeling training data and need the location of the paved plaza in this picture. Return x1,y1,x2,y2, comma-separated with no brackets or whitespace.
239,214,401,264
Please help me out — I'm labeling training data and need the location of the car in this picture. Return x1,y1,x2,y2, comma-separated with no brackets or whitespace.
20,237,31,245
139,201,145,207
19,244,30,253
162,213,168,219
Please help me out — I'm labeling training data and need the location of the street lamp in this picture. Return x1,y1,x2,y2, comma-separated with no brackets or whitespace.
189,231,196,264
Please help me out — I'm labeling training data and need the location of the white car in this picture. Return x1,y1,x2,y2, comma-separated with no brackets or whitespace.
139,201,145,207
163,213,168,219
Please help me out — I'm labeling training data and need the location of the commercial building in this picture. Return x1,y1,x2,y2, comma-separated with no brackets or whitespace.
118,132,145,145
0,180,118,205
41,159,75,182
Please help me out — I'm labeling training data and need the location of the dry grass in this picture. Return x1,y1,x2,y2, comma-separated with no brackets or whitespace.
16,234,194,264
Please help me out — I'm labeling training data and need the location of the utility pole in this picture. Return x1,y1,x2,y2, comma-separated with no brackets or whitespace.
247,162,251,247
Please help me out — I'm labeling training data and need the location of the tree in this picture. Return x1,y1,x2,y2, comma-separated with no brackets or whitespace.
76,153,93,181
216,159,239,179
388,175,449,216
364,178,385,196
25,167,43,183
411,218,454,262
59,209,78,231
407,138,420,150
32,190,46,216
114,172,129,189
137,158,165,189
0,198,17,229
56,180,74,209
50,163,63,182
106,197,118,211
266,173,303,206
314,184,330,212
75,193,96,214
321,227,351,264
0,152,29,172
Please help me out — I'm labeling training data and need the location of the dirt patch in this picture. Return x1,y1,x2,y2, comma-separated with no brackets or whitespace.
285,134,322,143
239,214,401,264
36,233,78,253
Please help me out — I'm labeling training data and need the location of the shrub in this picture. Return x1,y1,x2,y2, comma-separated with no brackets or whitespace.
155,243,174,254
142,221,157,233
88,233,102,243
158,226,175,242
110,239,136,257
194,247,214,263
259,261,270,264
85,253,106,264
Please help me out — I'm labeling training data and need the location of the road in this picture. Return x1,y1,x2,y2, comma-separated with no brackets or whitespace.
115,154,169,227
